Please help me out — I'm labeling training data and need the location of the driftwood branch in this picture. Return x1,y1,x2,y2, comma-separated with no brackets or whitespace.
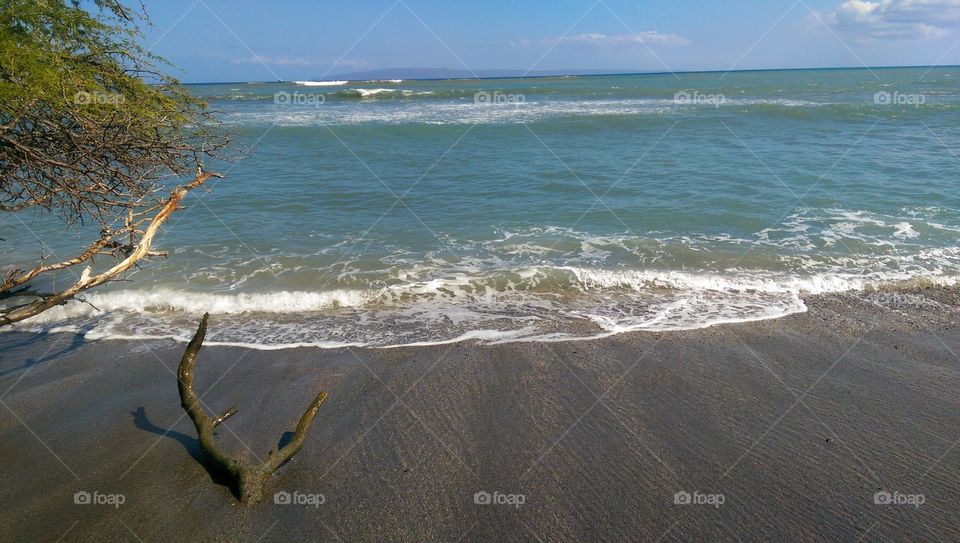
177,313,328,503
0,172,222,326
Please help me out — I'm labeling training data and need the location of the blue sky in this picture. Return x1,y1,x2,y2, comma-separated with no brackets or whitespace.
136,0,960,82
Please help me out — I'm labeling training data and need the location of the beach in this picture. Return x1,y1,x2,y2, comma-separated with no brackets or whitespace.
4,2,960,541
1,287,957,542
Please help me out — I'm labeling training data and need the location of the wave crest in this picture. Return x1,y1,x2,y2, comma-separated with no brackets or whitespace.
7,266,958,349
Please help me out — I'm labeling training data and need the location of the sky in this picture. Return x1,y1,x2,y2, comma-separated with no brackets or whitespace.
133,0,960,82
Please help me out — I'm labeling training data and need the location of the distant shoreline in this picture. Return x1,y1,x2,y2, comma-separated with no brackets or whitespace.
181,63,960,86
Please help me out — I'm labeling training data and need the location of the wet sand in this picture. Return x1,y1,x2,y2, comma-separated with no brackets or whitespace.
0,288,958,541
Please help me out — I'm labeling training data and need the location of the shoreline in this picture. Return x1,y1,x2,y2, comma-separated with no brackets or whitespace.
7,276,960,351
1,287,958,541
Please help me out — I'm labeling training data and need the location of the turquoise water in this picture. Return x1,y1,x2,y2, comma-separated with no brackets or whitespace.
6,67,960,347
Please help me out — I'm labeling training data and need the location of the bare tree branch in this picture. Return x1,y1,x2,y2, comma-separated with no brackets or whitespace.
0,172,222,326
177,313,328,503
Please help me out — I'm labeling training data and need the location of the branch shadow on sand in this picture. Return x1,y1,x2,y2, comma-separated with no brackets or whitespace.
131,407,299,500
0,325,94,379
131,406,237,496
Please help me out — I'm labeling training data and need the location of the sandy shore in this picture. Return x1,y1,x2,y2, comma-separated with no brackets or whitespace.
1,288,958,541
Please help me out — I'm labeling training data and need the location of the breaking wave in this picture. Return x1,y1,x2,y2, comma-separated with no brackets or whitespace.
7,263,958,349
294,80,349,87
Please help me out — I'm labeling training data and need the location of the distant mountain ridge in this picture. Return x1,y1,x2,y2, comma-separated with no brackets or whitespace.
315,67,637,81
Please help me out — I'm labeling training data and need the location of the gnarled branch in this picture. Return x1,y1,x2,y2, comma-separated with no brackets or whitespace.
0,172,223,326
177,313,328,503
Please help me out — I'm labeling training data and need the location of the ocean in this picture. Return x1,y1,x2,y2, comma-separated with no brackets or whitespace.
5,66,960,348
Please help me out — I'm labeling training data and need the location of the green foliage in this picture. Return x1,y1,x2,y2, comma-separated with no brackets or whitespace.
0,0,223,222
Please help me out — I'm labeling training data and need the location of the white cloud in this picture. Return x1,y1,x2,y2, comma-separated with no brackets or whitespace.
535,31,691,48
812,0,960,40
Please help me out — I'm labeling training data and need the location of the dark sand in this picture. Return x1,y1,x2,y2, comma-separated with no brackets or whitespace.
1,288,958,542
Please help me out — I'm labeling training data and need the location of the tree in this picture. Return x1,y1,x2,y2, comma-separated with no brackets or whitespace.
0,2,329,504
0,0,227,324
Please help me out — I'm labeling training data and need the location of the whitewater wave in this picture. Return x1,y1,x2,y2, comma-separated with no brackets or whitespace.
8,204,960,349
294,80,349,87
218,96,953,126
18,289,371,319
7,265,958,349
334,88,436,98
229,99,673,126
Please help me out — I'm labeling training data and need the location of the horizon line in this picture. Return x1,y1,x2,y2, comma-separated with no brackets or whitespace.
180,63,960,85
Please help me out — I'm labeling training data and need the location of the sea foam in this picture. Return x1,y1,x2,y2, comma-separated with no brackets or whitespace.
294,80,349,87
